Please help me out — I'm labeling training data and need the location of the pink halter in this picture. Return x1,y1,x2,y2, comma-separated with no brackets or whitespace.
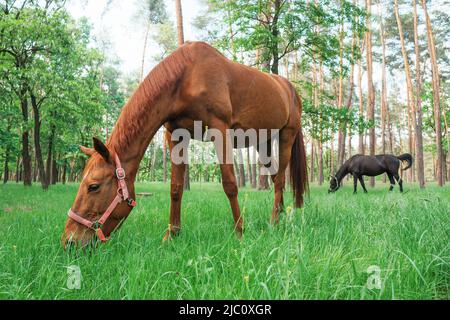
67,154,136,242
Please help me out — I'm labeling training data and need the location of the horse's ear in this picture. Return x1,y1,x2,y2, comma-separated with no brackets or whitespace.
80,145,95,157
92,137,110,161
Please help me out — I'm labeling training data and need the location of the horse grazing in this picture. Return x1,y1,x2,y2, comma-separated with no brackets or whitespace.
328,154,413,194
61,41,308,247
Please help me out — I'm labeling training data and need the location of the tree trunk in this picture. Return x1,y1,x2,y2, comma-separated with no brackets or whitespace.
310,140,315,182
46,124,56,186
337,18,345,167
140,21,151,82
175,0,190,190
421,0,444,186
357,44,365,155
51,158,58,184
3,148,9,184
246,147,252,187
366,0,375,187
396,0,418,185
30,93,48,190
380,5,387,183
340,29,356,166
238,149,245,187
62,163,67,185
20,94,32,186
251,147,257,188
175,0,184,46
413,0,425,188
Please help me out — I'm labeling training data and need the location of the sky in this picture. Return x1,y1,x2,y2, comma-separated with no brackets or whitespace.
67,0,205,76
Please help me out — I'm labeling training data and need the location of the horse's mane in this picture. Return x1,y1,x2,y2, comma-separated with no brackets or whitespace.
107,43,194,153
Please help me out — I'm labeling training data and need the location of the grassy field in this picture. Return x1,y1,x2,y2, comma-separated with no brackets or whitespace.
0,180,448,300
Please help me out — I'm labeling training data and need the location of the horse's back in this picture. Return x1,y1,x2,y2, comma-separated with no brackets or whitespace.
180,42,295,131
348,154,400,176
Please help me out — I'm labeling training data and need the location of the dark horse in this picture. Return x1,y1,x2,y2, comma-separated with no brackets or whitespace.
328,154,413,194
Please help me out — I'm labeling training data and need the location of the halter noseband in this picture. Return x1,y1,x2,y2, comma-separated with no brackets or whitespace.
67,154,137,242
330,175,340,190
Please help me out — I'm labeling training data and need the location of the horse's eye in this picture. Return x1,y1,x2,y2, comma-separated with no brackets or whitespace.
88,184,100,192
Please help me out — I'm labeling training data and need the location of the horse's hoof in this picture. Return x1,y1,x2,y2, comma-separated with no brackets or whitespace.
162,228,180,242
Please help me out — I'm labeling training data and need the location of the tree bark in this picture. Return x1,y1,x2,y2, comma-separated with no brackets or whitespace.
246,147,253,187
251,147,257,188
357,44,365,155
20,94,32,186
380,5,387,183
366,0,375,187
175,0,190,190
175,0,184,46
237,149,245,187
412,0,425,188
421,0,444,186
337,17,345,167
3,148,9,184
396,0,418,184
140,21,151,82
46,123,56,186
30,93,48,190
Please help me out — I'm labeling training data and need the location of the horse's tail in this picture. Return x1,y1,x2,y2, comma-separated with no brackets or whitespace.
396,153,413,171
290,93,308,208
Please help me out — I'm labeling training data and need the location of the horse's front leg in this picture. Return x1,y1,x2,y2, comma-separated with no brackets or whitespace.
163,132,188,241
353,175,358,194
358,176,368,193
212,121,243,237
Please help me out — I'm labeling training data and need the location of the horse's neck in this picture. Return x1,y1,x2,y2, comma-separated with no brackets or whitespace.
107,89,173,181
335,165,348,182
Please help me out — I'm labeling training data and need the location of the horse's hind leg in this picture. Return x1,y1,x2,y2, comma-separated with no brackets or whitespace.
387,173,396,191
270,128,296,224
394,173,403,192
358,176,368,193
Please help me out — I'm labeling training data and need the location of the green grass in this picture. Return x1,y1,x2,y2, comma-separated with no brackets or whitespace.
0,180,448,299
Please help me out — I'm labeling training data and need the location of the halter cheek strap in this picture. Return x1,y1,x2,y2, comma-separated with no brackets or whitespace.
67,154,137,243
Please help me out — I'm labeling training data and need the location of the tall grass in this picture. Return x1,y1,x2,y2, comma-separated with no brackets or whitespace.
0,181,448,299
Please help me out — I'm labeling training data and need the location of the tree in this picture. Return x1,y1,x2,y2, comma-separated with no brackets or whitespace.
174,0,190,190
365,0,375,187
134,0,167,81
422,0,444,186
412,0,425,188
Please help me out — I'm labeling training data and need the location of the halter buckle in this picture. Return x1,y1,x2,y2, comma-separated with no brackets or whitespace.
91,221,102,230
116,168,126,180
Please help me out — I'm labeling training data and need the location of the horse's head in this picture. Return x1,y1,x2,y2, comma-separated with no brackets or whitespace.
61,137,135,248
328,175,340,193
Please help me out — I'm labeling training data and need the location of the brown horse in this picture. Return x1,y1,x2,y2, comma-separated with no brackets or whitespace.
61,42,308,247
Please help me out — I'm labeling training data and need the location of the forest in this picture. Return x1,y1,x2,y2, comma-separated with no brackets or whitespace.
1,0,449,190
